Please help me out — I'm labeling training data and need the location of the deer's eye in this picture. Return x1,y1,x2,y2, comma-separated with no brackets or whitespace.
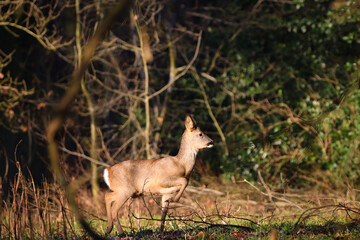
199,133,203,137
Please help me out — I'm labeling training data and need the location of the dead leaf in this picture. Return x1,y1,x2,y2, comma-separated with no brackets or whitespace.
157,117,164,123
196,231,205,238
20,125,28,132
270,229,278,240
37,102,46,110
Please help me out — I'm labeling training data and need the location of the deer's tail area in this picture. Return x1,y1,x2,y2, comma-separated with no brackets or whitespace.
104,168,111,188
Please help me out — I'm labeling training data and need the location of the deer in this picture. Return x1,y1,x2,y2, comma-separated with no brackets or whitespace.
103,114,214,235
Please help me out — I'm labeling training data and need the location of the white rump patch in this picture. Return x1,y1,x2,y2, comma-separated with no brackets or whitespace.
104,168,110,188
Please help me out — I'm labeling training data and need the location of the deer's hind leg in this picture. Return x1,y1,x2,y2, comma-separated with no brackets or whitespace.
105,191,131,235
105,191,117,234
111,190,132,235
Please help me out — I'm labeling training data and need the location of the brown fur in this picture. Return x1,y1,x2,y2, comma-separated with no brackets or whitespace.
104,114,213,235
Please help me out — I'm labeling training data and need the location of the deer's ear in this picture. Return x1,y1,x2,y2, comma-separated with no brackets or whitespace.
185,114,197,131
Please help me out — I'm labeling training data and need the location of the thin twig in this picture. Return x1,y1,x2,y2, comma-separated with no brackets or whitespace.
192,69,229,155
243,179,304,210
257,170,275,205
149,31,202,99
59,147,110,167
132,214,255,232
46,1,132,239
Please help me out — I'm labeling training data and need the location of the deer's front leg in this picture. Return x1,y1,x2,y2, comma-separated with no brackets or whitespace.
173,178,188,202
160,177,188,202
160,194,174,232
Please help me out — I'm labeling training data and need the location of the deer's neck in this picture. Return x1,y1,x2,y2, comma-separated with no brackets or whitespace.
176,132,198,177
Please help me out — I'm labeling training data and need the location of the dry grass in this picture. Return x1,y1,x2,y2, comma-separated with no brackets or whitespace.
1,166,360,239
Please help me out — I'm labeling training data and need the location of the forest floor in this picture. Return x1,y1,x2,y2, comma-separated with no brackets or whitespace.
2,180,360,239
95,181,360,239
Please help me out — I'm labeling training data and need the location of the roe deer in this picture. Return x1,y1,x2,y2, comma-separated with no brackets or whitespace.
103,114,213,235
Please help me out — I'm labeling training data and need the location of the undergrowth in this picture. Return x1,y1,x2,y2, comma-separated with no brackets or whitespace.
1,165,360,239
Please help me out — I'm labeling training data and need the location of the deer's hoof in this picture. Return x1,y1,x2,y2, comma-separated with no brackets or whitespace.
105,225,113,235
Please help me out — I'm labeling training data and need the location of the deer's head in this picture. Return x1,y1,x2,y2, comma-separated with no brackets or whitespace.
184,114,214,150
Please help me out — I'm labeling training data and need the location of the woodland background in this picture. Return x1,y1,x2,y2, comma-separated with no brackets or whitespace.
1,0,360,238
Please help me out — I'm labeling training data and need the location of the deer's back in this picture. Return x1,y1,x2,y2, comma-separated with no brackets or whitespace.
107,156,185,194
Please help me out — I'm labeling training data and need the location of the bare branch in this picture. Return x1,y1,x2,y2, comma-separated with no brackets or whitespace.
149,31,202,99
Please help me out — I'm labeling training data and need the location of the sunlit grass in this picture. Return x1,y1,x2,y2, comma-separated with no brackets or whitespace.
2,173,360,239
